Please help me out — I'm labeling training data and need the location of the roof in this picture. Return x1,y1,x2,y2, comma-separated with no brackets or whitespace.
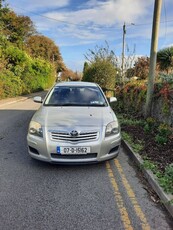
55,81,98,87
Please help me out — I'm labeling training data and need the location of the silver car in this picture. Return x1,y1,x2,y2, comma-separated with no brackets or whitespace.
27,81,121,163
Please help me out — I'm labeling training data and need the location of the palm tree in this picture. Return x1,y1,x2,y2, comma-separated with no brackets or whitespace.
157,47,173,74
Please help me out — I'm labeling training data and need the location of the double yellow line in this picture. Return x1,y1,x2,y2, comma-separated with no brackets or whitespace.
106,159,150,230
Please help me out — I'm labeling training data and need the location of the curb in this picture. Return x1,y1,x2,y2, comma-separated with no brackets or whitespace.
122,139,173,219
0,91,47,108
0,96,29,107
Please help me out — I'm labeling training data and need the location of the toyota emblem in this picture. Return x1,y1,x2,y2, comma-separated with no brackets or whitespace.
70,130,78,137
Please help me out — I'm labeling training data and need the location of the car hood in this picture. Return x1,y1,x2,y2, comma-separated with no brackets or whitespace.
33,106,116,128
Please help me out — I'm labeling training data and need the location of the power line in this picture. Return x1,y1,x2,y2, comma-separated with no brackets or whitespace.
163,0,167,40
10,4,111,30
10,4,173,31
127,18,173,28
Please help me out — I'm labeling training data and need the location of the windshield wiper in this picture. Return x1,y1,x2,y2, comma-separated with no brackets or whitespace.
88,104,106,107
44,103,107,107
59,103,85,106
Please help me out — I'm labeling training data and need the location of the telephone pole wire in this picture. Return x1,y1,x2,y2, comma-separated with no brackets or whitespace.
145,0,162,117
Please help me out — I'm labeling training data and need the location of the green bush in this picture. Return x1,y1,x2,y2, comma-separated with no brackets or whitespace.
144,117,157,133
83,59,117,91
158,123,172,136
0,70,23,98
0,41,55,98
122,131,144,153
115,80,147,115
155,123,172,145
4,45,28,66
21,59,55,94
158,164,173,194
155,135,168,145
143,160,173,194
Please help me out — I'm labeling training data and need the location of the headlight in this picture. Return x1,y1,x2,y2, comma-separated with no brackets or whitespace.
29,121,43,137
105,121,119,137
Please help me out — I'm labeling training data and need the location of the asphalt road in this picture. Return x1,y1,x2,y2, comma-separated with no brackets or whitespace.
0,95,173,230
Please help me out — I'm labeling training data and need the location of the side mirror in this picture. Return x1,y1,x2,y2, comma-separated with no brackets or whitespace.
33,96,42,103
109,97,117,103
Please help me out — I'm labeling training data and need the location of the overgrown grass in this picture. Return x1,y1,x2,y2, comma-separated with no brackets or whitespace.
118,113,173,194
118,114,145,127
122,131,144,153
142,159,173,195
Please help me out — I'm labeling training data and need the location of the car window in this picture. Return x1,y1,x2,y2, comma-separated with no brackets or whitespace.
44,86,107,107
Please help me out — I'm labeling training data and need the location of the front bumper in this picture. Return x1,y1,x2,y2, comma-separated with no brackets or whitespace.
27,132,121,164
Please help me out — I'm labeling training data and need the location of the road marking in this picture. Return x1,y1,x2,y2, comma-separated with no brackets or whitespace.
106,161,134,230
114,159,151,230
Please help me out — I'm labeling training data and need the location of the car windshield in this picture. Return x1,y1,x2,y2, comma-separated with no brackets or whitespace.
44,86,107,107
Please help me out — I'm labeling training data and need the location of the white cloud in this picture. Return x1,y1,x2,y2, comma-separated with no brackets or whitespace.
57,25,106,40
59,40,97,47
166,44,173,48
7,0,173,71
159,25,173,37
44,0,153,27
9,0,155,45
8,0,70,12
35,0,154,47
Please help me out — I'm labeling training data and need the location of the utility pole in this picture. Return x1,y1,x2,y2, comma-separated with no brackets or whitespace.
121,22,126,85
145,0,162,117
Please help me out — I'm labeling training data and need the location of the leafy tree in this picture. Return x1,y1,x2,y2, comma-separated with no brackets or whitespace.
0,10,36,45
83,42,118,90
84,42,118,66
126,68,135,79
0,36,55,98
61,69,81,81
133,57,150,79
0,3,67,98
157,47,173,74
0,0,8,12
83,59,117,90
0,0,9,32
25,35,65,72
83,62,89,75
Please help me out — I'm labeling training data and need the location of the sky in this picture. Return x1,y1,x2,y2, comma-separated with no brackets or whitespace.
6,0,173,72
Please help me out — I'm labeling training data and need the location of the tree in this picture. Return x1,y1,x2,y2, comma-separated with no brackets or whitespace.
83,59,117,90
0,10,36,45
84,42,117,65
126,68,135,79
60,69,81,81
83,62,89,75
0,0,8,12
157,47,173,74
83,42,118,90
0,0,9,32
25,35,65,72
133,57,150,79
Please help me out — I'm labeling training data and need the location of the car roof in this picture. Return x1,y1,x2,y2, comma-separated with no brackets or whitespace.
55,81,98,87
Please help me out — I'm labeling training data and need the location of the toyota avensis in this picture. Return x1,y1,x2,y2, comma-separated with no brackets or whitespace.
27,81,121,163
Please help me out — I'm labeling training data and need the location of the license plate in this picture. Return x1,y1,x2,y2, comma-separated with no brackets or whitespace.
57,146,90,155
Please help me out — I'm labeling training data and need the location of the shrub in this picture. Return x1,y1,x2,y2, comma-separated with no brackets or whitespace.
0,42,55,98
155,123,172,145
158,164,173,194
144,117,157,133
0,70,23,98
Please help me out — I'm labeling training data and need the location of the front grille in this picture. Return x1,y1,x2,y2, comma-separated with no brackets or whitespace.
51,131,99,142
51,153,97,159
